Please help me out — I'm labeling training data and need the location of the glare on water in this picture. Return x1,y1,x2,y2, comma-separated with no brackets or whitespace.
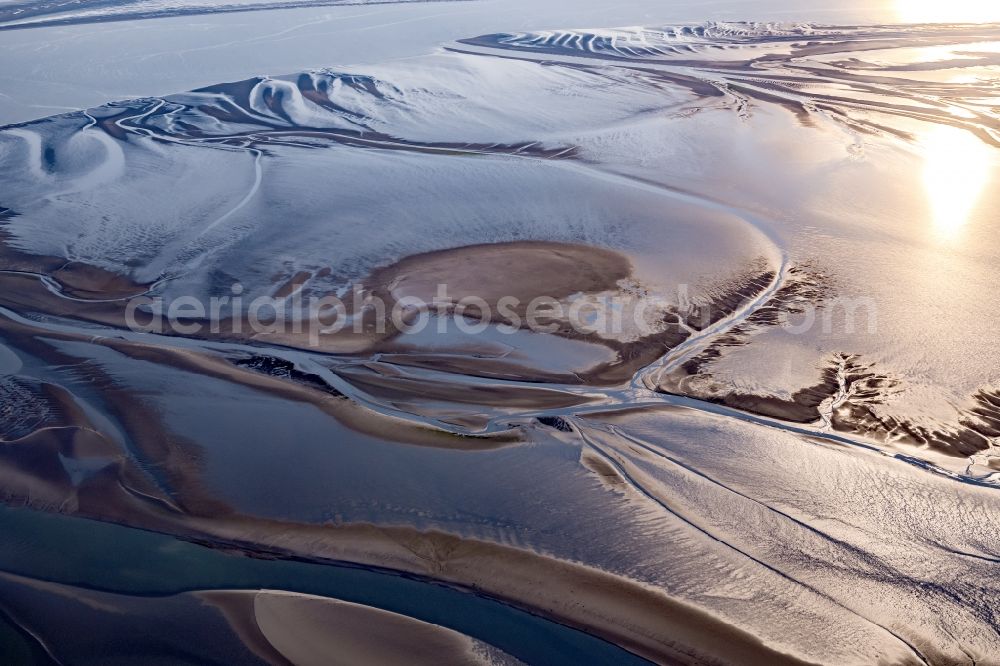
921,124,993,239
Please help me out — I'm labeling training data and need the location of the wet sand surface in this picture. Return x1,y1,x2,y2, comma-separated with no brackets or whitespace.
203,590,525,666
1,12,999,666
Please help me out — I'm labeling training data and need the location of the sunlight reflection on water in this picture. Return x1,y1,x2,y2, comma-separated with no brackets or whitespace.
921,124,994,239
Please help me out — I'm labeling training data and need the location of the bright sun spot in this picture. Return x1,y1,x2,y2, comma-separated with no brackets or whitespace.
896,0,1000,24
921,125,993,238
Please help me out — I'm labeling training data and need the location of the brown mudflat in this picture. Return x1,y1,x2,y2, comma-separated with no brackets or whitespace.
366,240,631,310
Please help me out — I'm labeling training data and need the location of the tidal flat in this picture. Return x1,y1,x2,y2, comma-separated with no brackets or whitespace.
1,2,999,664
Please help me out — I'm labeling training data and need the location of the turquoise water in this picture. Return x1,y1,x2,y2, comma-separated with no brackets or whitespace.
0,504,650,665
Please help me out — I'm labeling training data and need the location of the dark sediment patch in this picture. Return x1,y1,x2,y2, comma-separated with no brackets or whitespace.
832,383,1000,458
680,264,829,376
960,389,1000,440
233,354,343,397
666,334,998,458
682,266,777,331
716,367,842,423
537,416,574,432
660,353,849,424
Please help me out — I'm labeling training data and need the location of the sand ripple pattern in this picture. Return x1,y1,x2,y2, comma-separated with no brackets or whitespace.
455,22,1000,145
